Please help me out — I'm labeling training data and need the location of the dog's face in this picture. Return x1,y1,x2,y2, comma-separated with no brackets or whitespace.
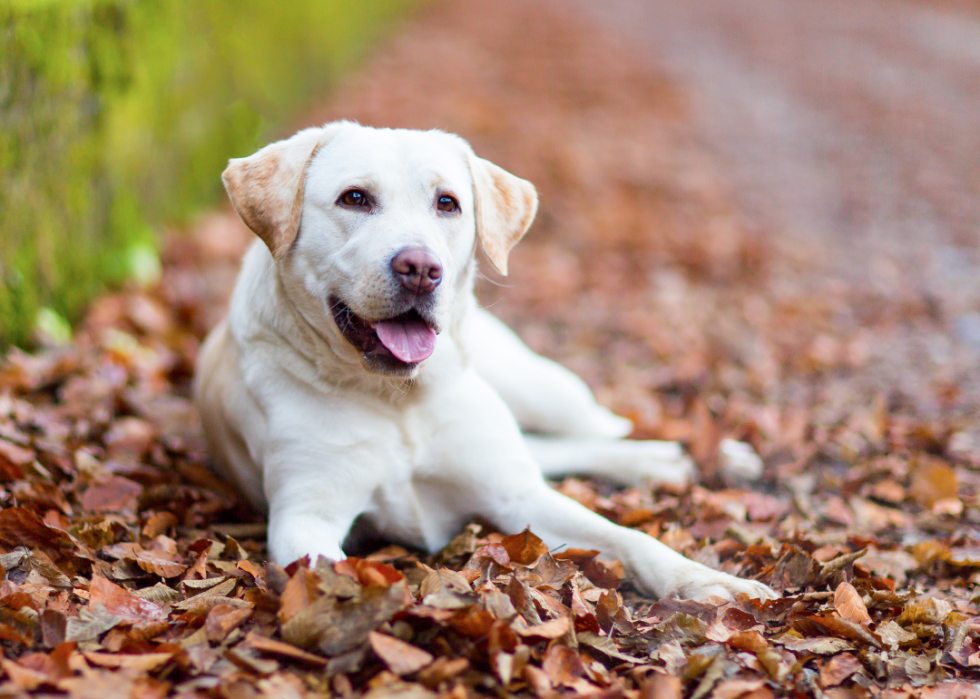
221,122,538,376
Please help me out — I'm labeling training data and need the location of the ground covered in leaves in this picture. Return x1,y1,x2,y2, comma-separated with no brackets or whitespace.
2,0,980,697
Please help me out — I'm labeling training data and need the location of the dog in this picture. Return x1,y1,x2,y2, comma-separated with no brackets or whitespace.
194,121,776,601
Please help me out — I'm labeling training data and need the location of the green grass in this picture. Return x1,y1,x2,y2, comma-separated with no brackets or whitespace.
0,0,409,347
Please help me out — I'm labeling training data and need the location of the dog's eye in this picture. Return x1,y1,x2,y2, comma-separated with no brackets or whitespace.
437,195,459,213
339,189,370,208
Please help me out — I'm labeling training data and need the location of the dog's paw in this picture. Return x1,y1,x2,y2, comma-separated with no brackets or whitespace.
619,441,697,487
667,565,778,602
588,407,635,439
719,438,764,483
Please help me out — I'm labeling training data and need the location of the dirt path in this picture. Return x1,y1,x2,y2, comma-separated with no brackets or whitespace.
579,0,980,408
577,0,980,271
572,0,980,417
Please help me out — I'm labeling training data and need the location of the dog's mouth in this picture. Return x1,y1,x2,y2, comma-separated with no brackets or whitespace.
329,296,439,369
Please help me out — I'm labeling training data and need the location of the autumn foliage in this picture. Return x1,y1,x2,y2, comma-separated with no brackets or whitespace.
1,0,979,697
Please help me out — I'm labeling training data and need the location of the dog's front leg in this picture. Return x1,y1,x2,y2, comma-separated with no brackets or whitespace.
261,429,393,566
426,372,777,601
492,483,776,600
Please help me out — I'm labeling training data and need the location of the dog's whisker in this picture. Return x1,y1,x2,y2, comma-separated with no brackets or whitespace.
476,270,514,288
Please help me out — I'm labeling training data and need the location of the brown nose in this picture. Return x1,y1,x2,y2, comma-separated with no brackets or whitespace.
391,246,443,295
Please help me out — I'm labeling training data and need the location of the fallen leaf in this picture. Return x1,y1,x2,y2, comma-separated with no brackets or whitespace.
64,605,121,642
278,566,321,624
711,678,766,699
512,614,570,639
834,582,872,625
0,440,32,481
522,664,552,697
541,643,587,688
820,652,862,687
877,619,917,649
499,528,549,565
898,597,952,626
205,603,253,642
419,567,477,609
909,458,958,507
245,631,327,666
0,658,48,691
338,558,405,588
369,631,433,675
798,614,881,648
642,673,682,699
83,652,173,672
0,507,74,567
776,634,855,654
80,476,143,512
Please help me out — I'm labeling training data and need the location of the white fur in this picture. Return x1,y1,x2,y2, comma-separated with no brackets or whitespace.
195,122,776,601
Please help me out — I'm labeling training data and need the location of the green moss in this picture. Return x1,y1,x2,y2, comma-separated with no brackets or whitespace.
0,0,409,347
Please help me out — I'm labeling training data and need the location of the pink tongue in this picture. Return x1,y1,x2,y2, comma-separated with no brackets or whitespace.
374,318,437,363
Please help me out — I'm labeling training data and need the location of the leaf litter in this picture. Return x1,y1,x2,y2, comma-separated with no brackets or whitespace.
2,0,980,696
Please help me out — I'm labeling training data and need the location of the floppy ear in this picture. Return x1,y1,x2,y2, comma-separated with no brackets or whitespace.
468,154,538,276
222,126,329,260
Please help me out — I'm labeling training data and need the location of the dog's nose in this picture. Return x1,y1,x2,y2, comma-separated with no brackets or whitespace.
391,247,442,295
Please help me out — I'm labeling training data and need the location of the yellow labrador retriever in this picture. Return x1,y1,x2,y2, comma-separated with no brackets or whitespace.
195,121,776,600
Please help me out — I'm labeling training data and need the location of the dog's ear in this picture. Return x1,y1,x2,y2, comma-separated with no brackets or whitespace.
468,155,538,276
222,126,330,260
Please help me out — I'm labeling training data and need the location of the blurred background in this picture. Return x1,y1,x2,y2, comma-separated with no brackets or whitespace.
4,0,980,462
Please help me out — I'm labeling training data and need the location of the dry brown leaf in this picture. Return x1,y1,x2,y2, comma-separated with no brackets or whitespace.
711,678,767,699
642,673,682,699
876,619,917,649
522,664,553,697
369,631,434,675
777,634,855,654
64,605,121,643
80,476,143,513
800,614,882,648
278,566,321,624
0,440,32,481
819,652,862,687
141,512,178,539
511,614,570,639
499,528,549,566
541,643,587,688
337,558,404,587
291,580,411,656
245,631,328,666
417,657,470,688
0,658,48,691
898,597,953,626
88,575,166,627
0,507,74,567
834,582,872,626
419,567,477,609
103,543,187,578
727,630,769,654
908,458,958,507
83,652,173,672
205,603,253,642
918,683,980,699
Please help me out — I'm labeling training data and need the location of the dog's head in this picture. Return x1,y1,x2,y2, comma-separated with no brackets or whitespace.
222,122,537,376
